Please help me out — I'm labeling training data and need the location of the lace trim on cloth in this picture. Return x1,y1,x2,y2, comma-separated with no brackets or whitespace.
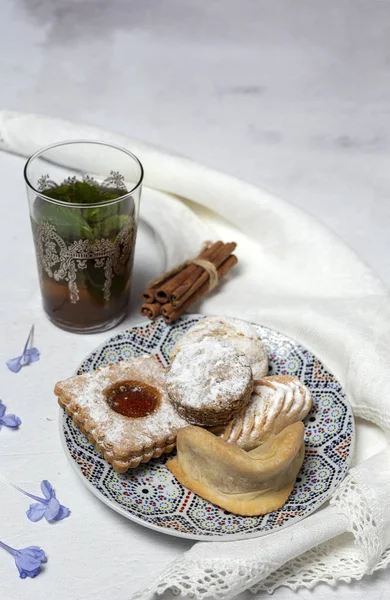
254,467,390,594
331,470,387,567
130,543,390,600
132,559,279,600
253,539,390,594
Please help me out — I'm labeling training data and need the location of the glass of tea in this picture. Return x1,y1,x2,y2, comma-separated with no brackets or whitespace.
24,140,143,333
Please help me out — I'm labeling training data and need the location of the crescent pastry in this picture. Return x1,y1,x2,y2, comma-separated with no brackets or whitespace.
167,422,305,516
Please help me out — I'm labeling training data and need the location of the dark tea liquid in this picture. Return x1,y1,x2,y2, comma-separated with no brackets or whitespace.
41,273,132,333
32,182,136,333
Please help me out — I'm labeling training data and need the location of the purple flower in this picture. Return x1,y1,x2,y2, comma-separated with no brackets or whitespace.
6,325,40,373
26,480,70,523
0,476,70,523
0,400,21,429
0,540,47,579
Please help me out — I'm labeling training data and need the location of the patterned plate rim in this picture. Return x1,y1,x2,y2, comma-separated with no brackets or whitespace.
59,314,355,541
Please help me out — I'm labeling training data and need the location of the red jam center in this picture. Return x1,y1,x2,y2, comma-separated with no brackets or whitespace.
105,380,160,418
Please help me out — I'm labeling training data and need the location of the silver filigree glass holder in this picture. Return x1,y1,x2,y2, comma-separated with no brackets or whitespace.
24,140,143,333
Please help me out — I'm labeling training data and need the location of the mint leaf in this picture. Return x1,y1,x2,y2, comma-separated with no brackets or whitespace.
97,215,132,238
35,180,132,242
33,198,93,240
42,181,124,205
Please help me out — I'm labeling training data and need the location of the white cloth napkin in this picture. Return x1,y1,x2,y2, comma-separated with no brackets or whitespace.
0,110,389,599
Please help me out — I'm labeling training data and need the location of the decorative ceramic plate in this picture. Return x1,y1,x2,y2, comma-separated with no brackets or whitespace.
60,315,355,541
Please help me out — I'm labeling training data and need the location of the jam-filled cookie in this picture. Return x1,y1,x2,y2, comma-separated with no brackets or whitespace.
171,316,268,380
55,355,188,472
166,339,253,427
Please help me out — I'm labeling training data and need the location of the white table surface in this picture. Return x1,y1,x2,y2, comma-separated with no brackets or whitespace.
0,1,389,599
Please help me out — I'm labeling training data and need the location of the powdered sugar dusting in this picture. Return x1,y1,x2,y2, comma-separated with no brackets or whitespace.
166,339,252,412
72,370,126,446
55,355,188,453
215,317,259,339
173,316,268,380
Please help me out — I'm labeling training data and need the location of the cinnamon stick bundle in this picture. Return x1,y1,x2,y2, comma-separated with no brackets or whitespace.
140,241,237,323
141,242,223,303
155,241,223,304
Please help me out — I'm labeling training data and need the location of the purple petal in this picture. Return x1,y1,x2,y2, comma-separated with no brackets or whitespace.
0,414,21,428
26,502,47,522
14,546,47,579
6,356,22,373
44,497,61,522
51,504,70,522
0,401,5,418
24,347,40,365
40,480,55,500
23,546,47,561
6,326,40,373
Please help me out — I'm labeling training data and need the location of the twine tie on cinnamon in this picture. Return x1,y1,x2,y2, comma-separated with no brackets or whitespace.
147,256,219,292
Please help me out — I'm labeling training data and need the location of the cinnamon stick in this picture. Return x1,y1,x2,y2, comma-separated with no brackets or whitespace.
171,242,236,310
161,303,173,318
140,302,162,319
155,241,223,304
163,254,238,323
142,285,160,303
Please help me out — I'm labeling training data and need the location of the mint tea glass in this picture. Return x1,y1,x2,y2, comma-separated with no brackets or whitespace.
24,141,143,333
